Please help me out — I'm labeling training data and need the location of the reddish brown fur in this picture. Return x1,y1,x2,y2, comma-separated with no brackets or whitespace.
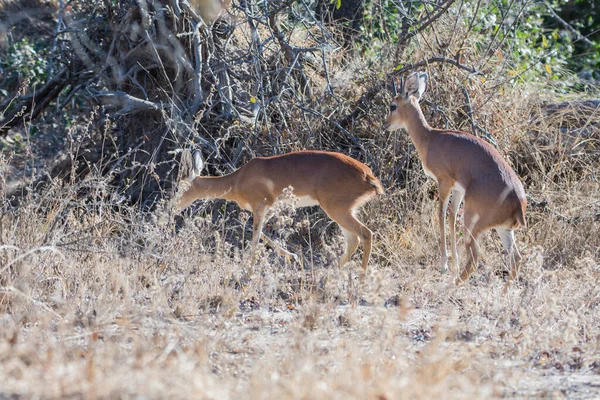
384,72,527,287
177,150,383,271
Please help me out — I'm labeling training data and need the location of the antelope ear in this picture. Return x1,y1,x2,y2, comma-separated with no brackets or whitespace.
191,149,204,178
403,71,428,101
403,72,420,98
416,72,428,100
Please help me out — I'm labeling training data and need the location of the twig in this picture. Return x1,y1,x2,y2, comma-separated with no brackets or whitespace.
480,0,528,71
461,86,476,134
457,0,482,52
544,1,593,47
107,139,146,177
294,104,378,175
392,56,482,76
480,0,516,66
189,20,206,115
267,1,312,98
528,197,600,223
47,0,66,76
57,82,87,111
398,0,458,47
461,85,497,147
90,90,165,112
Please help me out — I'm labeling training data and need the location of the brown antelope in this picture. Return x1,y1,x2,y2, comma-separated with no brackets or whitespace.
175,150,383,270
383,72,527,286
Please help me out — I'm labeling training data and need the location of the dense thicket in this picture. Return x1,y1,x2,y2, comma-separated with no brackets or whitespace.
0,0,598,207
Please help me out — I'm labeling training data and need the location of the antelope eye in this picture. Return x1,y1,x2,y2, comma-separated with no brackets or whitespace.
390,104,397,112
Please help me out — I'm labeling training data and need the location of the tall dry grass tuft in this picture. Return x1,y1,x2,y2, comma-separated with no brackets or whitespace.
1,2,599,399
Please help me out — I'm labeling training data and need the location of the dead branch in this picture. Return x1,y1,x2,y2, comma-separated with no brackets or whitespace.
267,2,312,98
461,85,497,147
544,1,593,47
392,57,482,76
90,91,165,113
397,0,458,47
0,67,70,135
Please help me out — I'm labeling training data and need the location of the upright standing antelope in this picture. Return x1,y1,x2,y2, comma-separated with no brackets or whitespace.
175,150,383,271
383,72,527,286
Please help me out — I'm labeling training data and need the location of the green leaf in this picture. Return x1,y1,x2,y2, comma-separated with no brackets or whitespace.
336,0,341,10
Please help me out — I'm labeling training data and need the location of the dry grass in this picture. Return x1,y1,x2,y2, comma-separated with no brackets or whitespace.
1,119,599,398
1,3,600,399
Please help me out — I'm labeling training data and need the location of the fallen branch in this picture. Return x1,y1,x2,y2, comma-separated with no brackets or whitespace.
90,91,165,113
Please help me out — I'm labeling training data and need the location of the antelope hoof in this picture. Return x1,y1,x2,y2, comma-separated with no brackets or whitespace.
451,260,459,274
440,261,449,274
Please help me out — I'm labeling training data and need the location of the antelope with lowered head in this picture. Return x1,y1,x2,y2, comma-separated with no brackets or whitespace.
383,72,527,286
175,150,383,271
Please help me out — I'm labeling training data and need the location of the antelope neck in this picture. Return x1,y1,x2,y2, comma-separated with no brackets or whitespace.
404,98,433,159
194,175,236,200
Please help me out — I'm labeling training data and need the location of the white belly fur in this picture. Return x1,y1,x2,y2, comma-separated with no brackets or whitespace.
451,181,466,195
240,202,253,212
294,195,320,208
273,194,319,209
422,163,466,195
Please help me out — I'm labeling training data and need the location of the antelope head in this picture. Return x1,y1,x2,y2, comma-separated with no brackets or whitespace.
178,149,205,183
173,149,206,212
383,71,428,131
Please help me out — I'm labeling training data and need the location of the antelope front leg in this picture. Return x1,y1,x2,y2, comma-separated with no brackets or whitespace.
249,207,268,268
448,189,465,273
260,232,303,266
437,183,452,274
497,227,523,292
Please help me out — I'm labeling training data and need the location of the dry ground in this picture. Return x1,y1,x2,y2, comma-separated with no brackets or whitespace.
1,1,600,398
0,177,599,399
1,74,599,399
